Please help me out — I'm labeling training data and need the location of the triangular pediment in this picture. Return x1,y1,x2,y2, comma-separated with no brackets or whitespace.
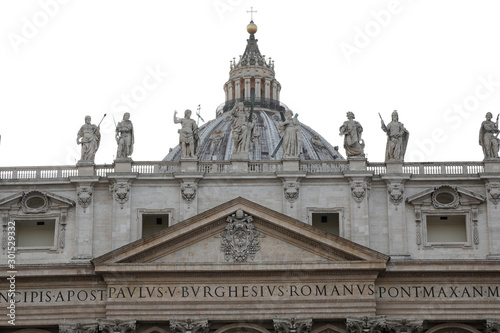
93,197,388,273
407,185,485,207
0,190,75,213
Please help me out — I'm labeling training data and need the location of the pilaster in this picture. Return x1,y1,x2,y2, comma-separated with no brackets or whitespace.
381,171,411,258
481,174,500,258
108,174,137,250
174,172,204,221
277,171,306,220
71,176,100,260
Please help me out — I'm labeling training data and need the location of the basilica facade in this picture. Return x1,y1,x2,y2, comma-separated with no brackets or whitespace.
1,20,500,333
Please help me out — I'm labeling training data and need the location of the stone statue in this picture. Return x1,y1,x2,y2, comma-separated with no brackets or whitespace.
231,102,255,154
380,110,409,161
479,112,500,159
279,110,302,158
76,115,101,163
339,111,365,157
174,109,198,158
115,112,134,159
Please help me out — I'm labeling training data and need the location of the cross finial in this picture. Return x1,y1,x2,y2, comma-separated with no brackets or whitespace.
247,7,257,21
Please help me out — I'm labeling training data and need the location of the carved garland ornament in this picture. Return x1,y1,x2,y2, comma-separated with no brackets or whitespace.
98,319,136,333
77,186,93,212
346,316,386,333
59,322,99,333
217,209,263,262
388,183,404,207
284,182,300,205
274,317,313,333
110,182,131,209
170,319,209,333
181,183,197,203
487,182,500,206
350,180,370,204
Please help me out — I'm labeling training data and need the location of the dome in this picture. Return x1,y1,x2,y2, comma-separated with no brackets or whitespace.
163,20,344,163
163,108,343,162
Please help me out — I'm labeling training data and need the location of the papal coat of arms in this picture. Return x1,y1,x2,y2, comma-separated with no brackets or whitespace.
217,209,263,262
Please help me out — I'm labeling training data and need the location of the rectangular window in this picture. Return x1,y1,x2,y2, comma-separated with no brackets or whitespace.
425,214,468,244
15,219,56,248
142,213,170,238
311,212,340,236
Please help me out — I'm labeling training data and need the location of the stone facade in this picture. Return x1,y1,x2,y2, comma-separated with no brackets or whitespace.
1,19,499,333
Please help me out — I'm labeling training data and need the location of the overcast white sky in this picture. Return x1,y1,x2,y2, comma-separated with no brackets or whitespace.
1,0,500,167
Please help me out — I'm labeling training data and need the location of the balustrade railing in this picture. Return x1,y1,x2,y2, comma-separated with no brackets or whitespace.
0,161,490,180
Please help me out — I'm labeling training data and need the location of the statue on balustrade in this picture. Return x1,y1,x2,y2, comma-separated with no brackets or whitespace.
115,112,134,159
174,109,199,158
339,111,365,158
380,110,409,161
231,102,256,154
279,110,302,158
479,112,500,159
76,115,101,163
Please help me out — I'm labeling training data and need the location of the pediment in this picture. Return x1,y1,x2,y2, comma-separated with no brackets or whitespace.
0,190,75,213
93,197,388,273
406,185,485,207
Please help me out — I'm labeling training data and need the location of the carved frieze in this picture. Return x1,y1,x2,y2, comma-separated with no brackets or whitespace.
170,319,209,333
59,322,99,333
385,319,423,333
98,319,136,333
217,209,263,262
346,316,386,333
487,320,500,333
273,317,313,333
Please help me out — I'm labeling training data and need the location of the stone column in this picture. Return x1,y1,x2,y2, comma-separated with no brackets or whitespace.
264,78,271,99
381,175,411,259
482,177,500,259
235,80,241,99
272,81,278,100
98,319,136,333
170,319,209,333
228,81,234,101
244,77,251,100
346,316,386,333
108,175,136,250
255,78,261,99
273,318,313,333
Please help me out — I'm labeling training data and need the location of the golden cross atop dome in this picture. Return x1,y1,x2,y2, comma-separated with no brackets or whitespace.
247,7,257,21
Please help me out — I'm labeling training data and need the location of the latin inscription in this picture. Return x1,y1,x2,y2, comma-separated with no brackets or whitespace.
1,284,499,305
